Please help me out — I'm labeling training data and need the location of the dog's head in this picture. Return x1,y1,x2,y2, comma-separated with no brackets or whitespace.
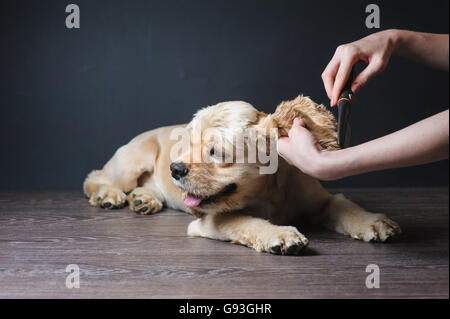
169,97,338,215
170,101,270,215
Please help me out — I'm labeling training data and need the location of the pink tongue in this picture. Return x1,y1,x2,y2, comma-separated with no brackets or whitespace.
184,194,204,207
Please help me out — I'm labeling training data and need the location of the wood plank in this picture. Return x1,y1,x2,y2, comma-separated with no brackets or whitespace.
0,189,448,298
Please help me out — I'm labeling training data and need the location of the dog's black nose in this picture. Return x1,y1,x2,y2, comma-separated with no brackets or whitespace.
170,162,189,180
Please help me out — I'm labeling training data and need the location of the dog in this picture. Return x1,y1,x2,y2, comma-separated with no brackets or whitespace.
83,95,401,255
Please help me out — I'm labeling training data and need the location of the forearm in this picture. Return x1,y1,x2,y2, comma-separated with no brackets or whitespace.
319,110,449,180
390,29,449,71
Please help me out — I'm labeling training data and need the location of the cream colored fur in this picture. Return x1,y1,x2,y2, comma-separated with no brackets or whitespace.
83,96,401,255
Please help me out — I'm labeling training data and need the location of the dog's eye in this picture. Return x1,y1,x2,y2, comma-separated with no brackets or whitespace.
209,147,224,159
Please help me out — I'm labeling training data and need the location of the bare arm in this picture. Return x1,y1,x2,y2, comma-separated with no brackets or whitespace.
278,110,449,181
394,30,449,71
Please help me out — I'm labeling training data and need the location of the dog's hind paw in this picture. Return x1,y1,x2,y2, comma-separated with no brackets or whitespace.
128,187,163,215
352,215,402,242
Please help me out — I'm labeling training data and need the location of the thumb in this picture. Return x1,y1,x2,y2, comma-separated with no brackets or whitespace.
288,117,306,138
293,117,306,128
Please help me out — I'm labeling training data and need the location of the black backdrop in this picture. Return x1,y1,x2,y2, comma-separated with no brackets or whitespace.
0,0,448,189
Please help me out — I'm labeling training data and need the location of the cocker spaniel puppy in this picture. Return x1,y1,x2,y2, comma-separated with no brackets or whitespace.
84,96,400,255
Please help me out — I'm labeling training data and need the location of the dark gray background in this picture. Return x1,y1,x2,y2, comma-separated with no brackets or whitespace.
0,0,448,189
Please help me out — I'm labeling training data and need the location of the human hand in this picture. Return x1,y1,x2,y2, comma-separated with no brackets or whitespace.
277,118,328,179
322,29,397,106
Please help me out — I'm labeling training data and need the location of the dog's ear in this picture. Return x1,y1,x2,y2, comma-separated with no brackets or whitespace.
256,95,340,150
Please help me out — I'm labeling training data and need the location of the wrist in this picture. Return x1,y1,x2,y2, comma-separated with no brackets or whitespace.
310,150,342,181
385,29,404,55
313,146,360,181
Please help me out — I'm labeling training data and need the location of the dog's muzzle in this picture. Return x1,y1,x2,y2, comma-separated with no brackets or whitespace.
170,162,189,180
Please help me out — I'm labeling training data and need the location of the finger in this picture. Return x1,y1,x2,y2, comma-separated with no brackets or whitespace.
279,154,293,166
351,57,385,93
277,143,293,165
281,157,293,166
331,54,359,106
277,137,290,155
277,138,294,165
322,57,340,100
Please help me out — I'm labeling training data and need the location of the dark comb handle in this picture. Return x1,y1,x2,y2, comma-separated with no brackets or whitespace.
337,67,355,148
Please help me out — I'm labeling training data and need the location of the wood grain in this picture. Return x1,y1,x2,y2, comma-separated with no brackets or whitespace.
0,189,448,298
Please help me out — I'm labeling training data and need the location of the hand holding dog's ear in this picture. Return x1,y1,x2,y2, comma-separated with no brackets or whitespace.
267,95,340,150
277,118,325,176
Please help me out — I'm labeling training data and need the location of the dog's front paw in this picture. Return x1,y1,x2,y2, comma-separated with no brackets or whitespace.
258,226,309,255
89,185,127,209
128,187,163,215
353,215,401,242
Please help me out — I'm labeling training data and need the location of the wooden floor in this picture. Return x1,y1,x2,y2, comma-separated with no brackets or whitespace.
0,189,448,299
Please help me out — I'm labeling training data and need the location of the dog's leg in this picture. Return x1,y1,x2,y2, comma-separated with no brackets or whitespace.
84,170,127,209
320,194,401,242
83,142,156,209
128,186,164,215
187,213,309,255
